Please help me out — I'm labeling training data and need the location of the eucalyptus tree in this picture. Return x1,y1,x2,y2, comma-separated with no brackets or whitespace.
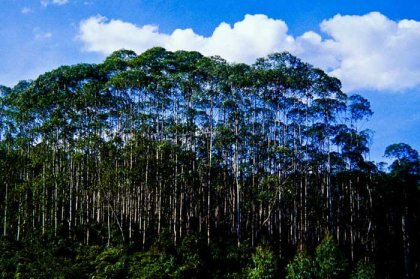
0,84,13,238
384,143,419,279
0,85,11,142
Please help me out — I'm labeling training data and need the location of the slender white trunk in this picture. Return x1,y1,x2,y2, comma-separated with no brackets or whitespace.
3,182,8,237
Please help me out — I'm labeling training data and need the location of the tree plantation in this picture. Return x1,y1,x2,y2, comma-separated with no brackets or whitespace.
0,48,418,278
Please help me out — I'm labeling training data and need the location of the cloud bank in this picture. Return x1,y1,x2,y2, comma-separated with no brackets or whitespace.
79,12,420,92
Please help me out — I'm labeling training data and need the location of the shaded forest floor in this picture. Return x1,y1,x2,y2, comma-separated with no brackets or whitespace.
1,232,374,278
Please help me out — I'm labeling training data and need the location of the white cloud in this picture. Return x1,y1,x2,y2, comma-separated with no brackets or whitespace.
78,12,420,92
316,12,420,91
21,7,32,14
34,28,53,40
78,14,294,64
41,0,69,7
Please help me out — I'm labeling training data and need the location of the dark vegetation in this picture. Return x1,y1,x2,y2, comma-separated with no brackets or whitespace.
0,47,418,278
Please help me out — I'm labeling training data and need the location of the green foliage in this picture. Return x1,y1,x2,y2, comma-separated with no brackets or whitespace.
286,251,315,279
285,236,349,279
0,238,19,278
128,250,175,279
350,260,375,279
173,234,209,278
246,246,277,279
385,143,419,175
207,240,252,278
90,247,127,278
67,245,103,278
0,237,77,279
314,235,347,279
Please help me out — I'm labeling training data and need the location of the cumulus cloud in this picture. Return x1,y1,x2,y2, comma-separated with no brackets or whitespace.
78,14,295,63
41,0,69,7
315,12,420,91
78,12,420,92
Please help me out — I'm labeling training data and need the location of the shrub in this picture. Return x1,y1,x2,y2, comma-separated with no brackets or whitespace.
351,259,375,279
128,250,175,279
90,246,127,278
314,235,347,279
286,250,314,279
247,246,277,279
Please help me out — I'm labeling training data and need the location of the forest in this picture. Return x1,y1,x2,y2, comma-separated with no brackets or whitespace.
0,47,419,278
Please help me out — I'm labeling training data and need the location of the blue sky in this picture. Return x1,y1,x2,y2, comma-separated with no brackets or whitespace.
1,0,419,163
